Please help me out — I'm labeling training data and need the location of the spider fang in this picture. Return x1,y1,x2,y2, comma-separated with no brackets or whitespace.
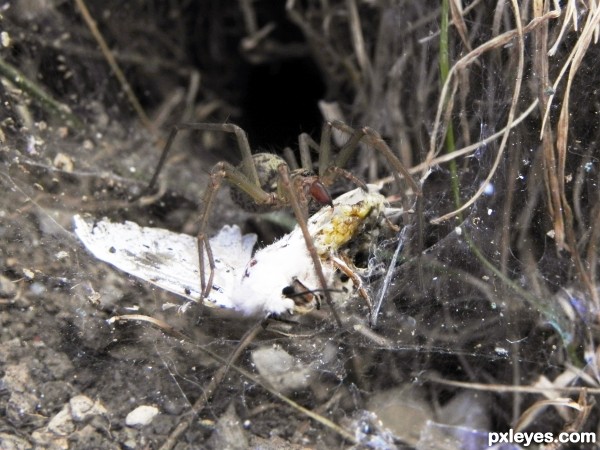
308,179,333,208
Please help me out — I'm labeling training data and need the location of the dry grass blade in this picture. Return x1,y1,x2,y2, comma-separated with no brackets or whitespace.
346,0,372,82
540,391,595,450
514,397,585,432
375,99,540,188
74,0,152,130
424,7,560,169
426,374,600,395
548,0,580,56
538,3,600,257
449,0,473,52
430,0,526,224
107,314,190,341
531,0,564,253
554,5,600,308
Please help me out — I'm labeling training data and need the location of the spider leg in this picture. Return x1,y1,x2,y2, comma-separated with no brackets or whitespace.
138,121,281,305
327,120,368,172
297,123,367,200
339,124,427,307
196,165,225,300
277,163,343,328
298,132,316,170
330,254,373,326
197,161,278,300
298,122,333,175
283,147,300,170
327,121,425,304
361,127,421,196
313,120,369,188
322,166,368,191
144,122,261,195
327,121,418,191
317,122,333,176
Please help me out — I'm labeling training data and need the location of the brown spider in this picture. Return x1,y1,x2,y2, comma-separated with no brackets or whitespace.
143,121,419,325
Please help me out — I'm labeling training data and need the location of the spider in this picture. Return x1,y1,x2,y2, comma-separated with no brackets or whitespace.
142,120,420,325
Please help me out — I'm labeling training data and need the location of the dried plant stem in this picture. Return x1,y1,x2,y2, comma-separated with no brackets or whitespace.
0,56,82,128
74,0,152,130
430,0,527,224
427,374,600,395
425,8,560,169
554,4,600,309
159,320,264,450
346,0,371,82
375,99,539,188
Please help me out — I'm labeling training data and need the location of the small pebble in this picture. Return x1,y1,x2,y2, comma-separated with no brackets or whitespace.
0,274,17,298
125,405,159,428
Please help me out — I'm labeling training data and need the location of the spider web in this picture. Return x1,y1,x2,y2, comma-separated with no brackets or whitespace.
1,1,600,449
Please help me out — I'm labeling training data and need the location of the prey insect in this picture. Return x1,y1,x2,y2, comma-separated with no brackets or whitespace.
141,121,419,325
73,185,391,319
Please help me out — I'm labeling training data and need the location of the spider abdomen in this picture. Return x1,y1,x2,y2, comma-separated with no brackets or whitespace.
230,152,286,213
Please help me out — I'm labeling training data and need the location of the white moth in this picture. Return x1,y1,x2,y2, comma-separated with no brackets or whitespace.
74,186,388,317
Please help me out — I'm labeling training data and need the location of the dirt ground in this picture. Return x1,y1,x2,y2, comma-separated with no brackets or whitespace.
2,1,600,449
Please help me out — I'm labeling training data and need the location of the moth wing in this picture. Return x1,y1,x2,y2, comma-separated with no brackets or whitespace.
73,215,256,310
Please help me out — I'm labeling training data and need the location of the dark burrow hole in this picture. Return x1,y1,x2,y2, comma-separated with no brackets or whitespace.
183,0,327,155
239,56,326,152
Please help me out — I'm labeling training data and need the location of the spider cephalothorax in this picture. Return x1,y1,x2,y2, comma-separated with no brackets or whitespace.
289,168,333,210
229,153,333,213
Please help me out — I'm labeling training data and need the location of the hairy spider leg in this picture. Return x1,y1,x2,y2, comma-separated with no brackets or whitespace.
325,122,366,179
297,123,368,194
142,122,282,304
277,164,343,328
145,122,261,195
322,166,368,192
298,132,316,170
283,147,300,170
327,120,421,197
197,160,280,298
296,122,333,175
